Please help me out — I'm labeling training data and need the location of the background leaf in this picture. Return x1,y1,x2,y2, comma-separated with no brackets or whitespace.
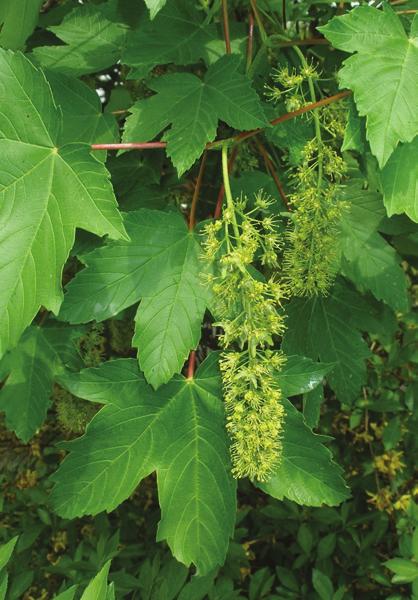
259,400,349,506
277,355,334,398
283,280,371,404
32,5,128,76
340,182,409,311
0,0,43,50
123,0,218,79
0,325,82,442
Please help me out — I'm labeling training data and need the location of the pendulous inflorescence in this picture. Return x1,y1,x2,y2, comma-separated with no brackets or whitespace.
283,138,348,296
267,62,348,297
202,190,287,482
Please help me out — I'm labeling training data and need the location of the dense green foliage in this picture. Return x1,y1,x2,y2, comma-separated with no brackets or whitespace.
0,0,417,598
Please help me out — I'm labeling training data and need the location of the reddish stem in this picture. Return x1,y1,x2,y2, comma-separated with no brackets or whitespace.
231,90,351,146
214,146,238,219
222,0,232,54
189,151,207,230
187,350,197,379
254,139,290,209
91,141,167,150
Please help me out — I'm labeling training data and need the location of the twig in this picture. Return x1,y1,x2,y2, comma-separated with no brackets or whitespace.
250,0,267,42
214,146,238,219
225,89,351,147
396,9,417,13
186,351,196,379
184,151,208,379
253,139,290,209
276,38,329,47
91,141,166,150
246,12,255,72
282,0,287,28
188,151,207,230
221,0,232,54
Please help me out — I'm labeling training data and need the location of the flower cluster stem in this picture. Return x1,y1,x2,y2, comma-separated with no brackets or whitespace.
293,45,323,190
222,144,241,246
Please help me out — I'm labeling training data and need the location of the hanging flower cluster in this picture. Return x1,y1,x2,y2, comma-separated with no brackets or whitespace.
202,192,287,482
267,60,348,296
283,139,348,296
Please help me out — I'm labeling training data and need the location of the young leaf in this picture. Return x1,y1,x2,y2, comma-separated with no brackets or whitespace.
51,354,236,575
319,7,418,167
0,325,82,442
0,0,43,50
0,50,126,358
0,536,18,571
81,561,111,600
32,5,128,76
303,385,324,430
312,569,334,600
380,137,418,223
123,0,218,79
54,586,78,600
0,575,7,600
259,400,349,506
145,0,168,20
59,209,208,389
283,280,370,404
340,183,409,312
341,98,366,153
277,355,334,398
122,54,268,175
384,558,418,584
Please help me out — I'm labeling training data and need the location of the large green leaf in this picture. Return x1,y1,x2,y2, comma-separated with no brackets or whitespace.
0,50,126,358
51,354,236,575
0,325,82,442
277,355,334,398
380,137,418,222
283,280,371,404
260,400,349,506
0,0,43,50
320,7,418,167
32,5,128,76
122,54,268,175
340,183,409,312
59,209,208,389
123,0,218,79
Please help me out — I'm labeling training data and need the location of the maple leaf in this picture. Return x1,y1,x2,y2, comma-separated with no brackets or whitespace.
320,7,418,166
122,54,268,175
0,50,126,357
